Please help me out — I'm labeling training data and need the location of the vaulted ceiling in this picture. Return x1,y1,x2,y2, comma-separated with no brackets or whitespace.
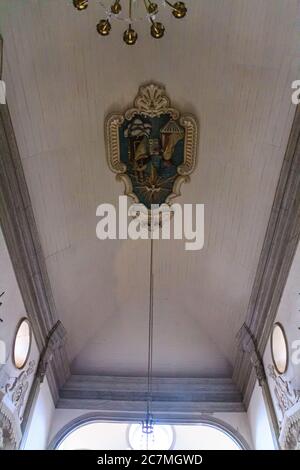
0,0,299,378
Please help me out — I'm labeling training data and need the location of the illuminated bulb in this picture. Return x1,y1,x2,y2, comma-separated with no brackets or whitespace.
97,19,112,36
123,26,138,45
73,0,88,11
111,1,122,15
172,2,187,19
147,2,158,15
150,22,165,39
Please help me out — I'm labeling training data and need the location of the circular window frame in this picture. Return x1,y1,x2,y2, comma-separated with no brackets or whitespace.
270,322,289,375
12,317,32,370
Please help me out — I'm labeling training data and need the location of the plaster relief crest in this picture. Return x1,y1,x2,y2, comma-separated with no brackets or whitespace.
268,364,299,422
0,360,35,449
268,364,300,450
105,83,198,211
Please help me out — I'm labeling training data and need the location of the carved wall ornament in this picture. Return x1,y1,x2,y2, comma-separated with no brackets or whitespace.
0,389,22,450
4,360,35,421
0,321,66,450
267,364,299,423
105,83,198,211
279,402,300,450
0,360,35,449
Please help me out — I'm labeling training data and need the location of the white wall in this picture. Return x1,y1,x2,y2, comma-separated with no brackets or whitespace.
22,378,55,450
215,412,252,448
247,381,275,450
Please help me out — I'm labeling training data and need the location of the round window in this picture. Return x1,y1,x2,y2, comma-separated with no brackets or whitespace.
13,318,32,369
271,322,288,375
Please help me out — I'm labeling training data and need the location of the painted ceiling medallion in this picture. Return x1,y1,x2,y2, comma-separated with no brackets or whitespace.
105,83,198,209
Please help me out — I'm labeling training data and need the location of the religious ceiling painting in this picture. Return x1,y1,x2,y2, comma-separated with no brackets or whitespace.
105,84,198,210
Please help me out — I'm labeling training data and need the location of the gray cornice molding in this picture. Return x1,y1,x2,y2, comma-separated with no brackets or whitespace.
36,321,67,384
0,40,69,402
19,321,67,448
237,323,280,448
237,324,266,386
234,105,300,407
57,375,244,414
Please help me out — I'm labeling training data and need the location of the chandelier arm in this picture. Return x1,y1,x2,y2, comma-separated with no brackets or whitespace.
98,1,184,24
143,0,155,17
165,0,175,9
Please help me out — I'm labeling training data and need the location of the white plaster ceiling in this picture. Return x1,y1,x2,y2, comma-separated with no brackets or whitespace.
0,0,299,377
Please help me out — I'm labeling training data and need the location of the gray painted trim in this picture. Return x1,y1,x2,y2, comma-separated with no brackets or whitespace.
57,398,245,414
48,412,251,450
0,38,70,402
57,375,245,414
237,324,280,448
61,375,243,398
234,105,300,407
19,321,67,449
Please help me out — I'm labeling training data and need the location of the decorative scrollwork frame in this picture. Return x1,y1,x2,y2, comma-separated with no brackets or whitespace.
105,83,198,206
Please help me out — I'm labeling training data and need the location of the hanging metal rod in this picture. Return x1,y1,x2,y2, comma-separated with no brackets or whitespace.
146,237,154,429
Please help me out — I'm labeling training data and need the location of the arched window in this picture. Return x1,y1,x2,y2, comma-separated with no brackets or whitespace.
172,423,243,450
50,415,249,450
54,422,130,450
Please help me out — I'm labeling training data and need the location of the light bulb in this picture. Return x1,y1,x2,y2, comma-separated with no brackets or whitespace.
172,2,187,19
111,1,122,15
73,0,88,11
123,26,138,45
150,22,165,39
97,19,112,36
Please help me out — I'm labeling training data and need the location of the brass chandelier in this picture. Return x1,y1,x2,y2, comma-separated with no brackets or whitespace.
73,0,187,45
